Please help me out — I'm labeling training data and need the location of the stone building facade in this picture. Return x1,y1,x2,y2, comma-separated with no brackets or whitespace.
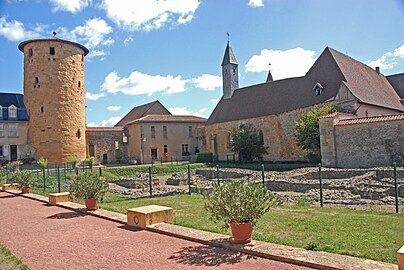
206,43,404,164
86,127,129,164
320,114,404,167
18,37,88,164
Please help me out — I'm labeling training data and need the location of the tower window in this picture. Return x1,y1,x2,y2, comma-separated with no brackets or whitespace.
40,106,44,113
233,69,236,75
35,77,39,84
78,81,81,88
82,54,84,62
76,129,81,139
49,47,55,55
28,48,33,57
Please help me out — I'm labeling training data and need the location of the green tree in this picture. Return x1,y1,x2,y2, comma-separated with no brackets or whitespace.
230,124,266,162
295,103,335,161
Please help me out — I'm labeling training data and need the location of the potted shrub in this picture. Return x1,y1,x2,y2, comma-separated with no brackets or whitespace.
11,170,34,194
67,172,108,210
204,180,278,244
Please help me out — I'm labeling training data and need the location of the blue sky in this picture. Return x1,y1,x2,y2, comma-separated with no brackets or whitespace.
0,0,403,126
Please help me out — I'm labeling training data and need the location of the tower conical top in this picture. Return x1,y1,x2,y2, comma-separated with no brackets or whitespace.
221,40,238,66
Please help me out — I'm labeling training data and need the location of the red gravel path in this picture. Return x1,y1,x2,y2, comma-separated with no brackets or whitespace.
0,192,311,269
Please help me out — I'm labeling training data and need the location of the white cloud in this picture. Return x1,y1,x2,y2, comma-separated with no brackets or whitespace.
0,17,40,41
367,44,404,71
248,0,264,8
192,74,222,90
100,0,200,31
85,92,105,100
210,98,220,104
123,36,133,46
56,18,112,51
86,49,108,59
168,107,204,117
101,71,188,96
49,0,91,13
245,47,316,79
107,105,121,111
102,36,114,46
87,116,122,127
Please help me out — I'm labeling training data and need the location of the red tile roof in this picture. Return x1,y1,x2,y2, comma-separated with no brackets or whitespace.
336,114,404,126
86,127,124,132
115,101,171,127
126,114,207,124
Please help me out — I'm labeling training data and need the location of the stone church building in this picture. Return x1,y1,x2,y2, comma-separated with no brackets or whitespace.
205,42,404,166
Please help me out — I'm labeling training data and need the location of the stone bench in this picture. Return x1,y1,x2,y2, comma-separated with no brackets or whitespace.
127,205,174,228
399,245,404,270
1,184,18,191
48,192,72,205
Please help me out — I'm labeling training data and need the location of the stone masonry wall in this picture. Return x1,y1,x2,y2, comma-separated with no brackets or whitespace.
23,40,86,164
334,119,404,167
86,130,129,164
205,106,313,161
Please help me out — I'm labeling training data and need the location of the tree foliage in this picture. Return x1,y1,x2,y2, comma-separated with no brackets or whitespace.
295,103,335,161
230,124,266,162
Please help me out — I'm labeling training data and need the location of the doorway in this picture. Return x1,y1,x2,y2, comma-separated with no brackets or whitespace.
102,153,108,164
151,148,157,160
10,145,17,161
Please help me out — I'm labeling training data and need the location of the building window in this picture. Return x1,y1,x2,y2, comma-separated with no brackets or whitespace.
41,106,44,113
9,125,17,137
35,77,39,84
0,124,3,137
89,145,95,157
0,145,3,157
151,126,155,138
182,144,189,156
28,48,33,57
164,145,168,157
233,69,236,75
50,47,55,55
188,126,193,137
163,126,167,139
8,106,17,119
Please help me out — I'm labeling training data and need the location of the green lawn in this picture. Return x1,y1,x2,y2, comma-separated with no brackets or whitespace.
98,193,403,264
0,245,28,270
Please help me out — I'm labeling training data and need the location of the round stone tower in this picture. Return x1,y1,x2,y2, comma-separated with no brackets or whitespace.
19,37,89,164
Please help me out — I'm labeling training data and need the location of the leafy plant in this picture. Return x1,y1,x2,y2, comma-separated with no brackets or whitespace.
69,156,79,168
230,124,267,162
10,170,34,188
305,242,320,251
86,156,95,169
196,152,213,163
296,194,311,206
295,103,335,161
37,157,48,169
204,180,278,230
67,172,108,200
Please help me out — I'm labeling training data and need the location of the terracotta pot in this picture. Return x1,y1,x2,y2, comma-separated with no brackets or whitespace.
84,198,98,210
230,223,253,244
21,186,30,194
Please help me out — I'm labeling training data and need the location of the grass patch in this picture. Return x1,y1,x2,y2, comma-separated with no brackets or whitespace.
0,245,28,270
105,163,207,177
98,193,403,264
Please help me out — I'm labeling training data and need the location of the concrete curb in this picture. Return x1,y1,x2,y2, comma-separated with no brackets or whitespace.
2,190,397,270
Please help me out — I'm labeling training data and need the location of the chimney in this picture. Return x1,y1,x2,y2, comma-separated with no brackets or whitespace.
375,66,380,74
266,70,273,82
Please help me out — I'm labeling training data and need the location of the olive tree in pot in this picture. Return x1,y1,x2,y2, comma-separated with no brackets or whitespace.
204,180,278,244
11,170,34,194
67,172,108,210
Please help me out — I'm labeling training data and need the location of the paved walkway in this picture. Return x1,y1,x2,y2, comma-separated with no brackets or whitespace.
0,192,311,270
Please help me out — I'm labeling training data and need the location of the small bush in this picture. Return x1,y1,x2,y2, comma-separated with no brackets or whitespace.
196,152,213,163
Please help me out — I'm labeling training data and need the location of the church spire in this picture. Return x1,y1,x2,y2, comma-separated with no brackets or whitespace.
221,37,239,99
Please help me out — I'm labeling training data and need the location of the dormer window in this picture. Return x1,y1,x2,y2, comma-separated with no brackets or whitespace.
8,105,17,119
313,82,324,96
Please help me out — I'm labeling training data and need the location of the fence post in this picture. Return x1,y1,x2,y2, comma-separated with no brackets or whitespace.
42,167,46,191
149,166,152,197
216,165,220,186
261,164,265,186
75,167,79,176
188,164,191,195
394,162,399,214
99,167,103,177
319,163,323,207
64,163,67,181
57,166,61,193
